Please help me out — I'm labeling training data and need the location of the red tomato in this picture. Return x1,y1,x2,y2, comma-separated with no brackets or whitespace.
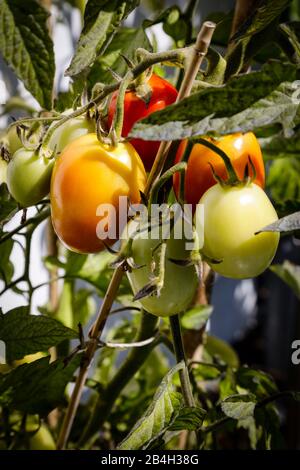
108,74,178,171
174,133,265,211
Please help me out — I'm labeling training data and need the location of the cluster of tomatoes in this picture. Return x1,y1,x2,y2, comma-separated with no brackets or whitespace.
0,73,279,317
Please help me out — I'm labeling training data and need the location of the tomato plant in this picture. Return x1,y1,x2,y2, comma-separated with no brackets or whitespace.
1,0,300,455
108,74,178,171
7,148,54,207
174,133,265,209
50,133,147,253
198,182,279,279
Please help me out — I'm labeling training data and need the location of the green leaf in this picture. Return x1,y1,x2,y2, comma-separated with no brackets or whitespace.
0,238,14,285
130,62,299,141
181,305,213,331
258,211,300,233
260,129,300,160
0,0,54,109
237,367,278,398
0,184,18,227
169,406,206,431
221,393,256,421
270,260,300,299
0,355,81,415
226,0,291,77
66,0,139,77
205,335,239,368
0,307,77,362
118,362,183,450
88,27,151,88
278,22,300,63
267,157,300,210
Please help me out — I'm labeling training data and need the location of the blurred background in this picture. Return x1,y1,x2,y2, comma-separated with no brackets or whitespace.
0,0,299,449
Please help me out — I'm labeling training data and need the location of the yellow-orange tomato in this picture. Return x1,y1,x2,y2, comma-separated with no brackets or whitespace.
174,133,265,211
50,133,147,253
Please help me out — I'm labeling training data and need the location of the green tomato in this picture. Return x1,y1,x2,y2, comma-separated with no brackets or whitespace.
7,149,54,207
48,110,95,155
126,219,199,317
6,125,41,156
28,424,56,450
198,183,279,279
0,158,7,184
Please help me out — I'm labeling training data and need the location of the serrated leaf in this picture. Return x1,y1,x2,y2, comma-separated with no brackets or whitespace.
88,27,151,88
181,305,213,331
226,0,291,77
130,62,299,141
0,307,77,362
0,0,54,109
169,406,206,431
260,129,300,160
237,367,278,398
0,355,81,415
66,0,139,77
270,260,300,299
221,393,256,421
278,22,300,63
268,158,300,211
118,362,184,450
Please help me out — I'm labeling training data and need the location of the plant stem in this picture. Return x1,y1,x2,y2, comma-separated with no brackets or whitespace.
144,21,216,196
56,265,124,450
79,312,159,445
56,21,215,450
170,315,195,408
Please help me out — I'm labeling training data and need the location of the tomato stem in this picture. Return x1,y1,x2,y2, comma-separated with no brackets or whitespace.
169,314,196,408
148,161,187,208
192,136,240,185
108,71,133,144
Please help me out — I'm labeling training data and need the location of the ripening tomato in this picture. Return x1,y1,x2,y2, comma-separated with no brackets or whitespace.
50,133,147,254
7,149,54,207
125,217,198,316
198,183,279,279
108,74,178,171
48,110,95,155
174,133,265,211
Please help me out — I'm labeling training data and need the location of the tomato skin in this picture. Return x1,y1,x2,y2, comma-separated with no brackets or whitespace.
108,74,178,171
48,111,94,155
198,183,279,279
50,133,147,254
7,149,54,207
28,425,56,450
174,133,265,211
126,220,198,317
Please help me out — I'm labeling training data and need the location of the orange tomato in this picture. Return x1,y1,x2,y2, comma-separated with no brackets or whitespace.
174,133,265,211
50,133,146,253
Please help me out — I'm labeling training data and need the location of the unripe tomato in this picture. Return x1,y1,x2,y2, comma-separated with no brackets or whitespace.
108,74,178,171
48,111,95,155
27,424,56,450
0,158,7,184
125,219,198,316
50,133,147,254
7,149,54,207
174,133,265,211
6,125,41,156
198,183,279,279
